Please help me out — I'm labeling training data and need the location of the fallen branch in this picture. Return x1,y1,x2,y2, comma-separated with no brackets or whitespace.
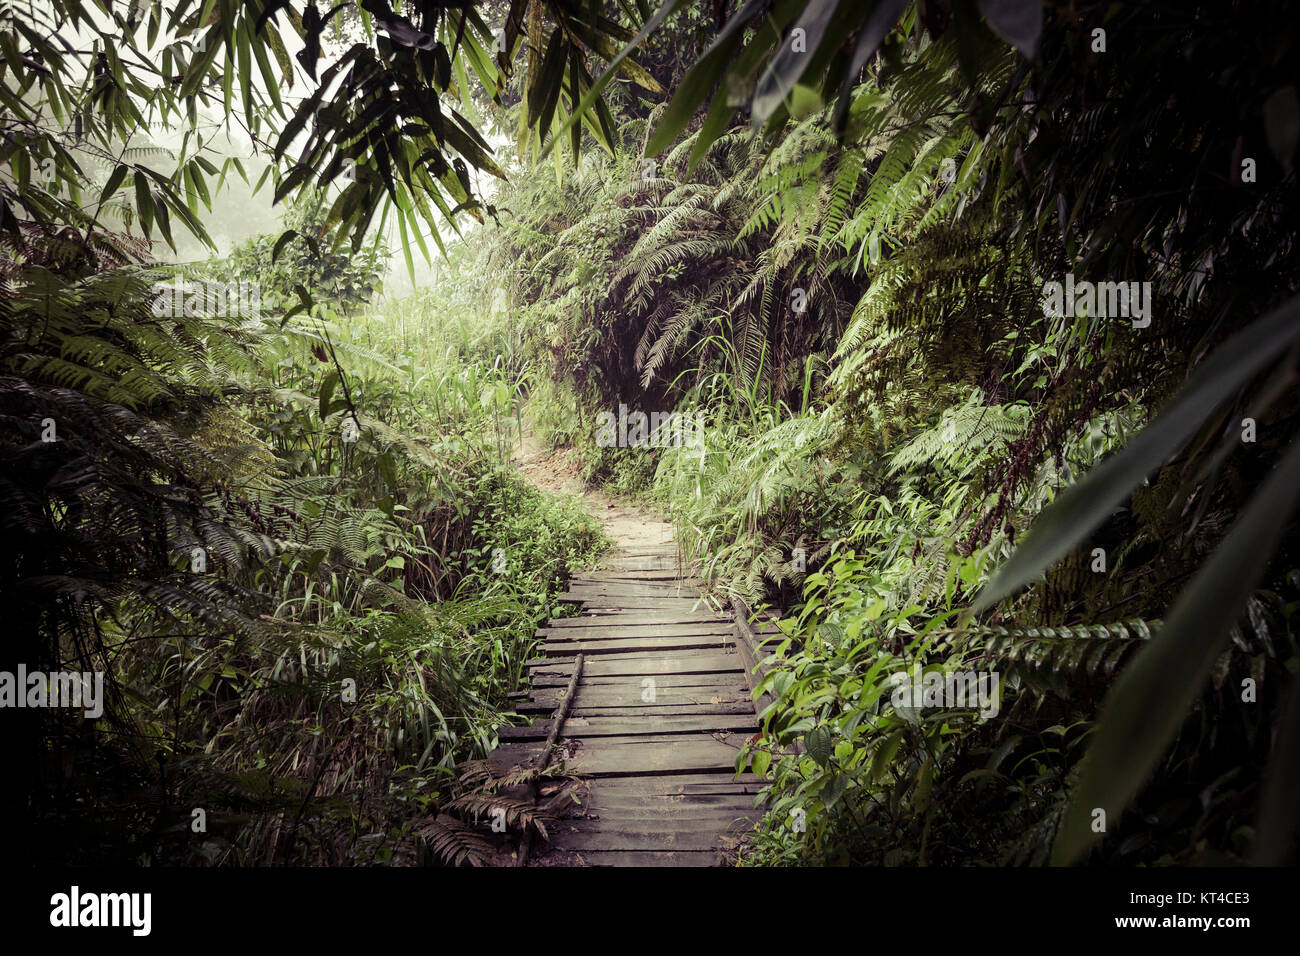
517,652,584,866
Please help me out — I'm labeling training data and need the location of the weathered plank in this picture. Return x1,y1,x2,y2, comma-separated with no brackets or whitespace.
589,772,765,793
544,850,721,867
497,713,758,740
528,672,751,690
556,593,714,610
584,792,763,812
528,651,745,678
519,683,751,710
540,624,734,640
484,545,763,867
571,574,706,586
550,825,754,852
560,806,762,827
541,634,735,656
526,674,748,696
601,558,679,571
568,577,702,590
512,686,748,717
544,612,727,628
564,580,701,593
540,703,754,718
491,732,749,776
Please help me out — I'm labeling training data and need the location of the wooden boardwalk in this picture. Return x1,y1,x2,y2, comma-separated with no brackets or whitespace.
489,546,764,866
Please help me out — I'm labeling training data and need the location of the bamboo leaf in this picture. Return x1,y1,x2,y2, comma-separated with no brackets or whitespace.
976,293,1300,611
1053,435,1300,864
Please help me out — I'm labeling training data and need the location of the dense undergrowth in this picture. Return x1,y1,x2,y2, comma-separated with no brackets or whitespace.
412,3,1300,866
5,199,604,865
6,0,1300,869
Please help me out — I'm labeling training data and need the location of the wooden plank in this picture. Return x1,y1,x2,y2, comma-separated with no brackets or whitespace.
583,795,763,815
532,702,755,717
565,581,699,592
556,593,713,610
561,811,759,832
529,647,742,665
527,683,752,709
574,703,752,717
526,675,748,698
528,672,751,690
590,773,765,793
528,651,745,678
560,582,696,593
601,556,677,568
541,634,734,656
568,577,700,590
584,792,763,812
497,713,757,740
550,826,752,852
542,850,720,867
566,602,717,613
544,613,727,629
490,733,749,776
527,699,748,716
538,625,735,642
564,581,701,594
515,677,753,714
585,572,696,580
572,574,705,585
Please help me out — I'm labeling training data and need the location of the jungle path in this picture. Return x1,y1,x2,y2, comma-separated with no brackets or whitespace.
508,418,673,552
489,425,765,866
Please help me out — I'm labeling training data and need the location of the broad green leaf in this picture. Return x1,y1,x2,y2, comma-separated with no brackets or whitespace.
542,0,691,161
805,725,833,766
646,0,773,157
318,370,338,421
751,0,839,125
1254,676,1300,864
786,83,823,120
977,293,1300,611
1263,85,1300,169
1053,434,1300,864
98,163,129,206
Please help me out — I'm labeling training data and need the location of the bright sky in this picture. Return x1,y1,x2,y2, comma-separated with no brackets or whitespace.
46,4,516,299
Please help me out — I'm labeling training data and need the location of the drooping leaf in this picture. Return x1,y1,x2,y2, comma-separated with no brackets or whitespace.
976,293,1300,611
751,0,840,125
1263,84,1300,170
805,724,833,766
1053,435,1300,864
978,0,1043,59
830,0,909,132
1254,675,1300,864
540,0,689,161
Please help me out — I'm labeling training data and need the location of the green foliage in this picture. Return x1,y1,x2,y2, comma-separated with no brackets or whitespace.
217,193,389,314
496,0,1300,867
10,0,1300,872
4,203,607,864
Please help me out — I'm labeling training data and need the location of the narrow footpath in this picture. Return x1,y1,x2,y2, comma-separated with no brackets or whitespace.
486,426,764,865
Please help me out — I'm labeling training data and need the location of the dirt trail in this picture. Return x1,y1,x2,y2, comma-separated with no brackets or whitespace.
509,419,674,552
